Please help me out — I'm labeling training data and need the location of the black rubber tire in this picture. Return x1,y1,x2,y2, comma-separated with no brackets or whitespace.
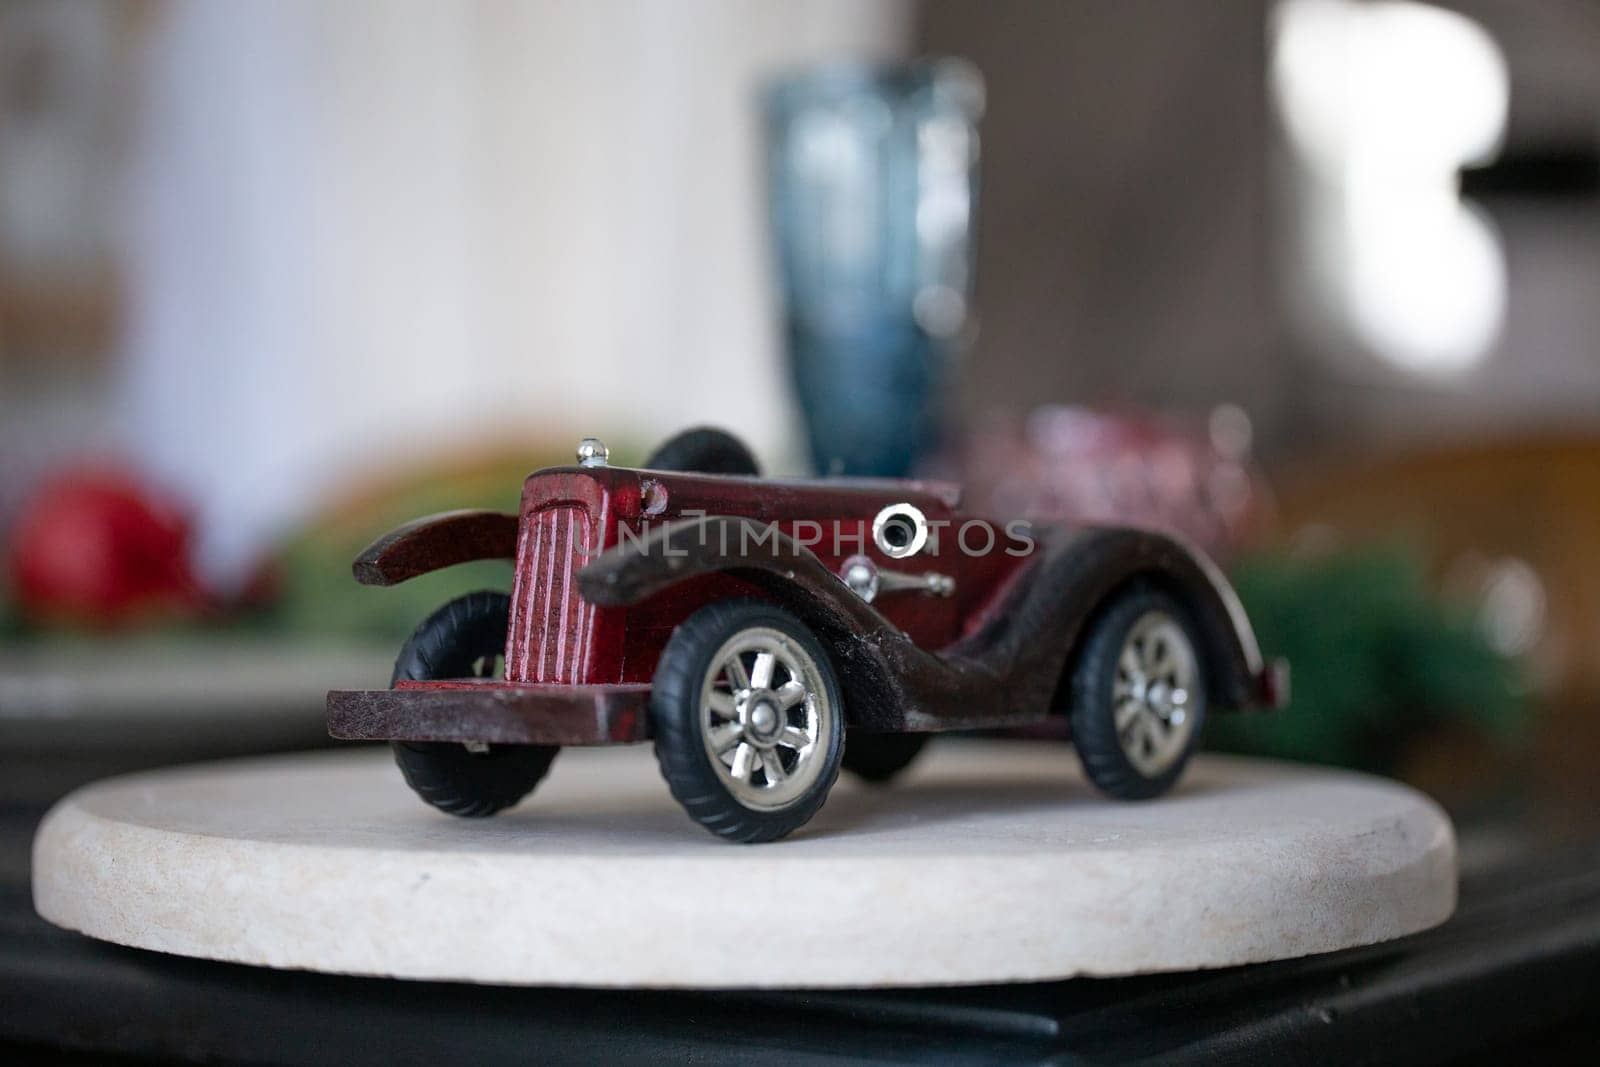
643,426,760,476
391,741,557,818
842,732,929,784
651,600,845,843
1069,585,1208,801
389,590,558,818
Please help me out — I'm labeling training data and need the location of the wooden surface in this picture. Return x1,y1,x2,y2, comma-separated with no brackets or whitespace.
33,740,1456,989
1273,433,1600,826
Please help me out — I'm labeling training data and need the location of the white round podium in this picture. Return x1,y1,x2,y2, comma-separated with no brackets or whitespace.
33,741,1455,988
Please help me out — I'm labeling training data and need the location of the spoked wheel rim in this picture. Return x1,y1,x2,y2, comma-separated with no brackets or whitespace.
1113,610,1199,777
698,626,836,810
460,650,504,754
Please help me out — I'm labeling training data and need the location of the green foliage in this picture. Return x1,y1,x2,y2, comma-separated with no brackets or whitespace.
1207,546,1527,771
268,435,651,642
269,457,533,642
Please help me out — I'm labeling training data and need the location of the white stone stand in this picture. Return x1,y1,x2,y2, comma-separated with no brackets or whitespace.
33,742,1456,989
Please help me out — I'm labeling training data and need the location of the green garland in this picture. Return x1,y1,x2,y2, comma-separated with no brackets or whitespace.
1208,546,1528,772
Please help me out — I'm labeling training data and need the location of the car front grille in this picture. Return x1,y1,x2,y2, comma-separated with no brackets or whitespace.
506,505,596,683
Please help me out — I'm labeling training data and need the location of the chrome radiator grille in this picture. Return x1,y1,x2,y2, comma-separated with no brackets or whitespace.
506,506,595,683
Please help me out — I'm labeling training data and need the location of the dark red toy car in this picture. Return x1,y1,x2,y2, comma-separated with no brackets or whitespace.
328,428,1286,843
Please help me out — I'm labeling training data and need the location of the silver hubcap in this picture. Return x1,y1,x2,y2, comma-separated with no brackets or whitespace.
699,626,834,810
1113,611,1198,777
464,652,504,755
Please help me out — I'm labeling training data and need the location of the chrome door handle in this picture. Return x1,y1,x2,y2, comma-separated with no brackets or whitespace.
877,569,955,598
841,556,955,603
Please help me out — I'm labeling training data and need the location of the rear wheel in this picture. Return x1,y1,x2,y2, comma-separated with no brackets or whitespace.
843,733,928,783
651,600,845,842
1069,586,1207,800
389,590,558,817
644,426,760,476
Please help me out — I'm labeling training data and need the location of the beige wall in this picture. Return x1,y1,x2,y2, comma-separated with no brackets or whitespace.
920,0,1290,443
921,0,1600,460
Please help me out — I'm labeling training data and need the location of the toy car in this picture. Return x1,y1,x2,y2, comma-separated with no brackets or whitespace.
327,428,1287,843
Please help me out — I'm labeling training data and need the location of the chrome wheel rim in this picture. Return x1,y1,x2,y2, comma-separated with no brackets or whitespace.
699,626,834,810
1113,611,1198,777
462,651,503,755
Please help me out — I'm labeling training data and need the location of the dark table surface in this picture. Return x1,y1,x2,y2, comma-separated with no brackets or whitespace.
4,756,1599,1066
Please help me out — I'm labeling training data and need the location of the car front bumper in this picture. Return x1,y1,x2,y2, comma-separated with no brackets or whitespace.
326,680,652,746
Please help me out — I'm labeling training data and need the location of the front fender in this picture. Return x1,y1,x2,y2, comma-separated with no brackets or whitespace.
352,509,519,586
576,515,886,635
577,516,935,727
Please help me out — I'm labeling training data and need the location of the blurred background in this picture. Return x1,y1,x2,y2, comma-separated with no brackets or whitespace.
3,0,1599,851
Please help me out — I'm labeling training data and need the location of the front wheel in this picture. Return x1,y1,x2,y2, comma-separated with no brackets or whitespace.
651,600,845,843
1069,586,1208,800
389,590,558,817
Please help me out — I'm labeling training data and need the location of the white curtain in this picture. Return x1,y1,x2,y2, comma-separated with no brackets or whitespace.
120,0,911,584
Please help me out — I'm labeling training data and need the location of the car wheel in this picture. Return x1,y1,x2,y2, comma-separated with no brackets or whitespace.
1069,585,1207,800
643,426,760,476
843,732,928,784
651,600,845,842
389,590,558,817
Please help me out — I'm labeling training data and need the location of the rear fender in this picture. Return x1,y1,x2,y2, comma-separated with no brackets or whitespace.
1014,527,1265,711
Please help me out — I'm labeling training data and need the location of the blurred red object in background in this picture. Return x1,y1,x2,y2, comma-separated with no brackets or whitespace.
8,467,210,627
947,405,1272,562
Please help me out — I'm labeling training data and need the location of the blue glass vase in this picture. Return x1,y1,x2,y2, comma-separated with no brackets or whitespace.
765,59,984,477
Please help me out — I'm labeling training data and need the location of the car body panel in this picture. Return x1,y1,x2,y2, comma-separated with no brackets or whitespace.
503,467,1004,686
578,514,1265,731
329,464,1282,745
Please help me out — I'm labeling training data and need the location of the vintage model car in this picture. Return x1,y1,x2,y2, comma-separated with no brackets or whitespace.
328,428,1286,843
